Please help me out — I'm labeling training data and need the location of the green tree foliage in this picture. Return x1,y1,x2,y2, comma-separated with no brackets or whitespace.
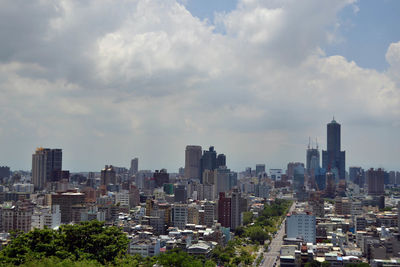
245,226,268,244
0,221,129,265
242,211,254,226
157,249,200,267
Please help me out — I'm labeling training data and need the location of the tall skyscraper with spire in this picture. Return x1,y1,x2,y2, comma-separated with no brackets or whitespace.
322,118,346,180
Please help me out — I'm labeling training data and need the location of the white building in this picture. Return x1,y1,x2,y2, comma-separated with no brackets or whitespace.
13,183,34,193
115,191,130,207
269,169,283,181
173,204,188,230
31,205,61,230
286,212,316,244
129,238,160,257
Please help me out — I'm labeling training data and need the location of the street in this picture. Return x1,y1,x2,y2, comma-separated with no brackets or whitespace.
260,201,296,267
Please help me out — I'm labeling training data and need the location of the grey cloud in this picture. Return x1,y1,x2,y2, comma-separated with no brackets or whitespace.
0,0,399,172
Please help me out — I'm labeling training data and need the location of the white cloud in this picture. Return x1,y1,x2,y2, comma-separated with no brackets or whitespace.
386,41,400,85
0,0,399,171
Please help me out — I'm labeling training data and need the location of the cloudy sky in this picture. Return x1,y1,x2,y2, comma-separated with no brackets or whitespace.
0,0,399,172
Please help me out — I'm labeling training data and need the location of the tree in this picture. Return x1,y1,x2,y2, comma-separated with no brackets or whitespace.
243,211,253,225
0,220,129,265
245,226,268,244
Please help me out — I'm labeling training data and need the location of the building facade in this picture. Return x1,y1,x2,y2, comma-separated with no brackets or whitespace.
286,213,316,244
32,148,62,191
184,145,202,180
322,119,346,180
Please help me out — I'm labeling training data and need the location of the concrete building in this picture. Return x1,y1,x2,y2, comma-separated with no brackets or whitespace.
51,192,85,223
100,165,117,186
174,185,187,204
200,146,217,183
1,201,34,233
31,205,61,230
204,201,215,227
173,204,188,230
32,148,62,191
286,212,316,244
218,192,231,228
230,188,242,230
270,169,283,181
216,166,230,195
184,145,202,180
306,141,320,176
255,164,266,177
367,168,385,196
287,162,304,180
130,158,138,175
154,169,169,188
187,204,199,225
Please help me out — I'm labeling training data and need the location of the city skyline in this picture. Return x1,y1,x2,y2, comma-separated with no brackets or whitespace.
6,116,400,173
2,117,400,173
0,1,399,172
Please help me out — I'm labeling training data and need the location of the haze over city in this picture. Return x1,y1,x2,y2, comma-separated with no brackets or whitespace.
1,0,399,172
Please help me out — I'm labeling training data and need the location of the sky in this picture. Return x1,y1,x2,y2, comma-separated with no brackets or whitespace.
0,0,399,172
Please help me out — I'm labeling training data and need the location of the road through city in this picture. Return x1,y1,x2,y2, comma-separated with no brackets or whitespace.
260,201,296,267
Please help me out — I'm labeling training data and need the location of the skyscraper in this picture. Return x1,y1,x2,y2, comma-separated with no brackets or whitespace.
32,148,62,191
218,192,231,228
130,158,138,175
199,146,217,183
216,154,226,168
366,168,385,196
293,165,306,200
322,119,346,180
256,164,266,177
306,139,320,176
184,145,202,180
154,169,169,188
231,188,241,230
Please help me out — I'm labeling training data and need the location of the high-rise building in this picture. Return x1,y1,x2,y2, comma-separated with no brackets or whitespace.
1,200,34,233
216,166,231,195
100,165,116,186
306,141,320,176
287,162,304,180
174,185,187,203
325,172,336,198
130,158,138,175
217,192,231,228
32,148,62,191
200,146,217,183
322,119,346,180
172,204,188,230
349,167,363,183
154,169,169,188
216,154,226,168
293,165,305,200
51,192,85,223
187,204,199,225
256,164,266,177
184,145,202,180
204,201,215,227
0,166,10,183
286,213,316,244
231,188,241,230
366,168,385,196
269,169,282,181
